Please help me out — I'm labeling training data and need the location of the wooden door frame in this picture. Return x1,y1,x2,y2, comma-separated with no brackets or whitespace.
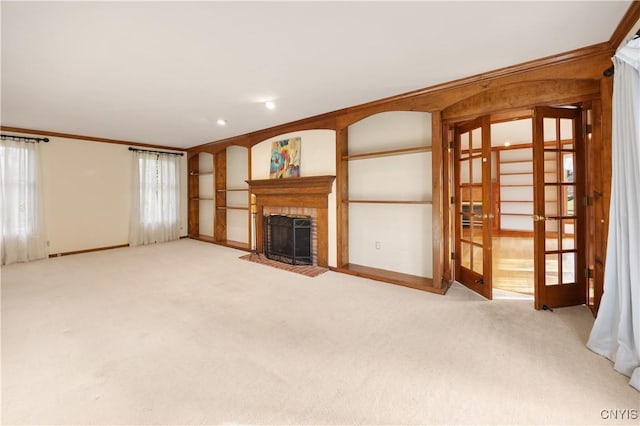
445,97,599,309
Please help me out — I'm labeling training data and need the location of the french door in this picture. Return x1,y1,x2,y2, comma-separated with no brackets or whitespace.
454,116,493,299
533,107,586,309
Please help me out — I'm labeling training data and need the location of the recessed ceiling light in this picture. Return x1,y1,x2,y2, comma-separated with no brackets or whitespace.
216,119,227,126
504,141,511,147
265,101,276,110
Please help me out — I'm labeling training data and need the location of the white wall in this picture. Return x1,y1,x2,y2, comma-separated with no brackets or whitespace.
347,111,433,277
252,129,337,266
34,135,188,254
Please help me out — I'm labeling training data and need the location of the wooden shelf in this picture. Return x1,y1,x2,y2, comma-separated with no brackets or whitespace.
217,188,249,192
501,184,533,187
343,199,432,205
500,213,533,217
189,236,250,252
500,159,532,164
501,200,533,203
500,172,532,176
219,240,250,251
190,197,214,201
217,205,249,211
189,171,214,176
343,145,431,161
192,234,216,243
335,263,444,295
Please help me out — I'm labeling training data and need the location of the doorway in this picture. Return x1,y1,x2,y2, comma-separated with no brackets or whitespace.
491,115,535,297
453,106,587,309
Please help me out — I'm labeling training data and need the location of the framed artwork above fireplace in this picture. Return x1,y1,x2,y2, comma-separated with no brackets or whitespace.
270,137,301,179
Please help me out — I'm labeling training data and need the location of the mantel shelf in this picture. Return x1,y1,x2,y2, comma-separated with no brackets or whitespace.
343,145,432,161
246,175,335,196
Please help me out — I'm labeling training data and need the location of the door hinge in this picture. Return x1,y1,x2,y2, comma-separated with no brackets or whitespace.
585,268,594,279
583,195,592,206
449,141,454,150
451,252,456,260
450,196,455,204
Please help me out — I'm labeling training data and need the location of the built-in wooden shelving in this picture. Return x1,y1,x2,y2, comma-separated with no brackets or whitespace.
193,234,216,243
342,145,431,161
342,199,432,205
219,240,250,251
217,206,249,211
500,159,532,164
335,264,446,295
187,148,251,252
337,121,438,294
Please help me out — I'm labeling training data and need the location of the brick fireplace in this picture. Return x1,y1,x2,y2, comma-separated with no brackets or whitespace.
246,175,335,267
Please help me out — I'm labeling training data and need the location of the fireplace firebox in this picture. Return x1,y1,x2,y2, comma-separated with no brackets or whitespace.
263,215,312,265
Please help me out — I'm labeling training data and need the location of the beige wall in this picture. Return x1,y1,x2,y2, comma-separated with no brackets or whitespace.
252,129,337,266
33,135,188,254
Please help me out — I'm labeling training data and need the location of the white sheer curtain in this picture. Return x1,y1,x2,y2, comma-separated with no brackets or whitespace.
587,36,640,391
0,139,48,265
129,151,181,246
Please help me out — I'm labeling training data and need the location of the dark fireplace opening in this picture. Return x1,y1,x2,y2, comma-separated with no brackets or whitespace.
263,214,312,265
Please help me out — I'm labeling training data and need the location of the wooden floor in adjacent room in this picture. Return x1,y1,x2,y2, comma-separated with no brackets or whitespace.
492,235,535,295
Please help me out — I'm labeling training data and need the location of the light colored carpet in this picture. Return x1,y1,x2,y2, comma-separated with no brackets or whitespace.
1,239,638,425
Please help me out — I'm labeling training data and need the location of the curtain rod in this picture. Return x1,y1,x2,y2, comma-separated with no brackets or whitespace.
128,147,184,156
604,28,640,77
1,133,49,143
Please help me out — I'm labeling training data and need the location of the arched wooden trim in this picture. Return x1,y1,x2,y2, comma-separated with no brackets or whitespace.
336,109,434,133
336,103,432,129
442,79,601,122
247,118,336,147
189,43,613,153
188,140,246,157
191,114,336,153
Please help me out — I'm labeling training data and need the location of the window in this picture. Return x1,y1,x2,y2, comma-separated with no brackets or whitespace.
0,140,48,264
129,152,181,246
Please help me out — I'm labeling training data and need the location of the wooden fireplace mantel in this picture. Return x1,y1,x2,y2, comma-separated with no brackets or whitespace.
247,175,335,198
247,175,335,267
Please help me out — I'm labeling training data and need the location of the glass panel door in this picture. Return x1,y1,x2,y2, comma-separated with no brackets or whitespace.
455,116,492,299
533,107,586,309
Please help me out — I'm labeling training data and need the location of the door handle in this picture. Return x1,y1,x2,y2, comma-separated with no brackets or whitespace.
482,213,494,219
533,215,547,222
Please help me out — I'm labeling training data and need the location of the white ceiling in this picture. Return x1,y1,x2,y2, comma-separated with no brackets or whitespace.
0,1,632,149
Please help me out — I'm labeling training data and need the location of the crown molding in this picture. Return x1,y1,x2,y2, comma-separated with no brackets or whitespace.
0,126,187,152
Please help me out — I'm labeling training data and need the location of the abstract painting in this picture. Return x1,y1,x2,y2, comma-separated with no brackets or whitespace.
270,137,301,179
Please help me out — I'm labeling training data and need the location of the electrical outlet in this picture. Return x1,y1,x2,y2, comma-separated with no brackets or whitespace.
375,241,381,250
